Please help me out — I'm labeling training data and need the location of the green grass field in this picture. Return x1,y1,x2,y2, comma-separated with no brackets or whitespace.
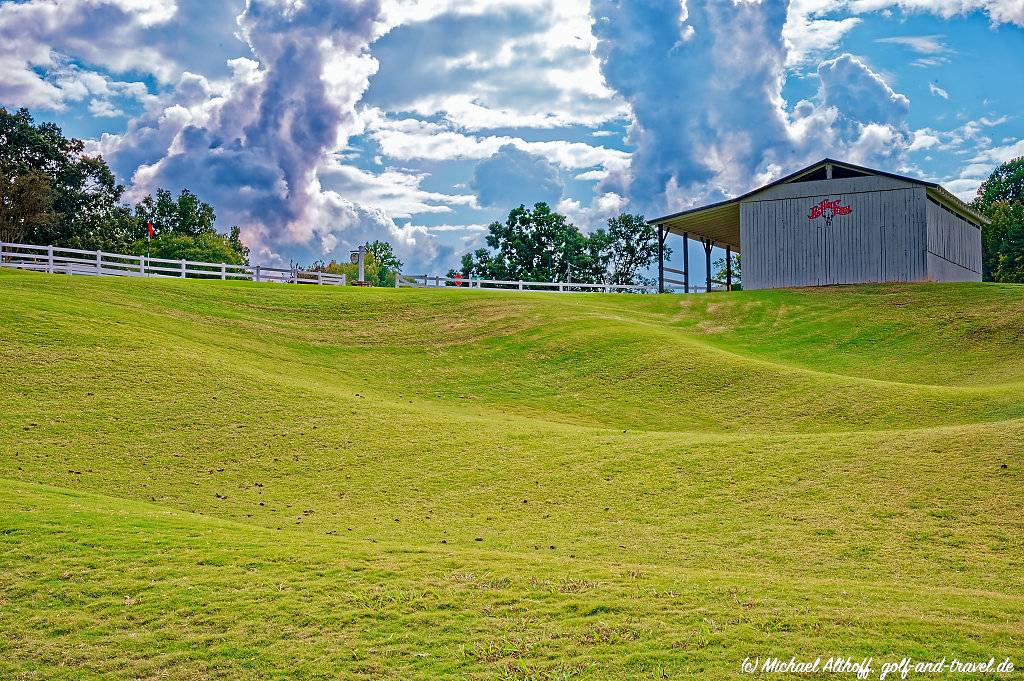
2,268,1022,679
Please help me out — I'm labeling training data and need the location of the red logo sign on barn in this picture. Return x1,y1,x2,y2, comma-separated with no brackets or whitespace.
807,199,852,227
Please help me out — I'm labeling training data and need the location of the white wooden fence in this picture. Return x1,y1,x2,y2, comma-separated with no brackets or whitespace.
396,273,721,294
0,242,346,286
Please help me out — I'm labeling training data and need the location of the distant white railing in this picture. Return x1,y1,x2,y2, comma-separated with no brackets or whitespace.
0,242,346,286
395,272,720,294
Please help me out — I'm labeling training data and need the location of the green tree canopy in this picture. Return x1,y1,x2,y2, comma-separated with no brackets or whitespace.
0,168,57,243
128,188,248,265
974,157,1024,282
1,106,247,265
364,240,403,287
975,157,1024,211
451,204,661,286
1,106,132,250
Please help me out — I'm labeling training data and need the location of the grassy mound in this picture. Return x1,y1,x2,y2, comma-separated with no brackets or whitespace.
2,269,1022,678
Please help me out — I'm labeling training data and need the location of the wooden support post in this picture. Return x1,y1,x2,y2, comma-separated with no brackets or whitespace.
726,245,732,291
221,263,227,280
47,245,54,274
682,232,689,294
703,239,713,293
96,250,102,273
657,226,665,294
180,259,186,278
255,265,261,283
140,254,145,276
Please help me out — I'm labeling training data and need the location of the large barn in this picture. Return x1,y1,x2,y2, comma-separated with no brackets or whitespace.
649,158,986,291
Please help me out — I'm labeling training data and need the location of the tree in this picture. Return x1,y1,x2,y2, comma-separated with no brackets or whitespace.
364,240,403,287
990,201,1024,284
452,206,665,287
974,157,1024,282
129,188,248,264
975,157,1024,210
310,251,382,285
590,213,667,286
0,107,133,251
713,253,742,290
451,203,606,283
0,169,56,243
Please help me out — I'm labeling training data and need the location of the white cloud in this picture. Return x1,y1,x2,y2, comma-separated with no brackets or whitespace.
88,98,125,118
876,35,948,53
364,111,631,172
929,83,950,99
318,161,476,218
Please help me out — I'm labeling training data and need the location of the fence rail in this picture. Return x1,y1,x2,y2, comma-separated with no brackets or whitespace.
0,242,346,286
395,272,721,294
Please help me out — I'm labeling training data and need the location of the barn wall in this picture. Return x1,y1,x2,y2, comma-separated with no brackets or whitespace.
741,183,928,290
925,198,982,282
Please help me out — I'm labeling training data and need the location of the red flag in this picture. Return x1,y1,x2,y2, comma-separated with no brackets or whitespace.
147,221,154,240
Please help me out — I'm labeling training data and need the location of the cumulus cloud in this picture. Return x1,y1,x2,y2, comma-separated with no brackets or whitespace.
592,2,914,215
471,144,563,208
367,0,624,131
817,53,910,126
95,0,438,268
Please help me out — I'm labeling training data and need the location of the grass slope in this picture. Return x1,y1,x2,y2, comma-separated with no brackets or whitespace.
1,268,1022,678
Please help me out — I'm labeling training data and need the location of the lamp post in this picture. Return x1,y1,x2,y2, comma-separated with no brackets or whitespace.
350,244,366,284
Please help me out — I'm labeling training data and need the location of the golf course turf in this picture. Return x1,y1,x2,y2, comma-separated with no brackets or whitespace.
1,268,1022,678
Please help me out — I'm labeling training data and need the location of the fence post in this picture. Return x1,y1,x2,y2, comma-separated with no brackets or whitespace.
317,271,323,285
395,273,400,288
255,265,261,283
95,250,102,274
221,263,226,280
139,254,145,276
341,274,346,286
422,274,427,287
47,245,54,274
180,259,186,278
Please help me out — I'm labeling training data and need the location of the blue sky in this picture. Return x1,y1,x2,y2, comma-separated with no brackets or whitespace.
1,0,1022,276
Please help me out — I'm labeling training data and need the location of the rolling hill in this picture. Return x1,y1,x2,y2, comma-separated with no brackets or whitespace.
1,268,1022,679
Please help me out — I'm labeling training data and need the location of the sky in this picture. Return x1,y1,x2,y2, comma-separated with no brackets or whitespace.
2,0,1022,276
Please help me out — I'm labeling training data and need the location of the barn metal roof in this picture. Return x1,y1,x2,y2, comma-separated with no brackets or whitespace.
647,158,988,252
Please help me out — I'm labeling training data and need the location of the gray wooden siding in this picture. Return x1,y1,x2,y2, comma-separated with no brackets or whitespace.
748,174,918,203
741,187,928,290
925,199,981,282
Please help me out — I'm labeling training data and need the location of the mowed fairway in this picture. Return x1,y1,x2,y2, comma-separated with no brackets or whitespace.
1,268,1023,679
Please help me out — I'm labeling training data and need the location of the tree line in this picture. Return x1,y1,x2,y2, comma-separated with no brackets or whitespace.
0,107,248,264
449,203,667,286
974,157,1024,283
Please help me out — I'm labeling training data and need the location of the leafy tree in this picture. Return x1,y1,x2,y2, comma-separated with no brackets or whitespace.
452,205,664,287
136,231,249,266
364,239,403,287
310,251,383,285
975,157,1024,210
131,188,216,239
974,157,1024,282
589,213,668,286
0,169,57,243
0,107,133,251
713,253,742,290
989,201,1024,283
451,203,603,283
129,188,248,264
